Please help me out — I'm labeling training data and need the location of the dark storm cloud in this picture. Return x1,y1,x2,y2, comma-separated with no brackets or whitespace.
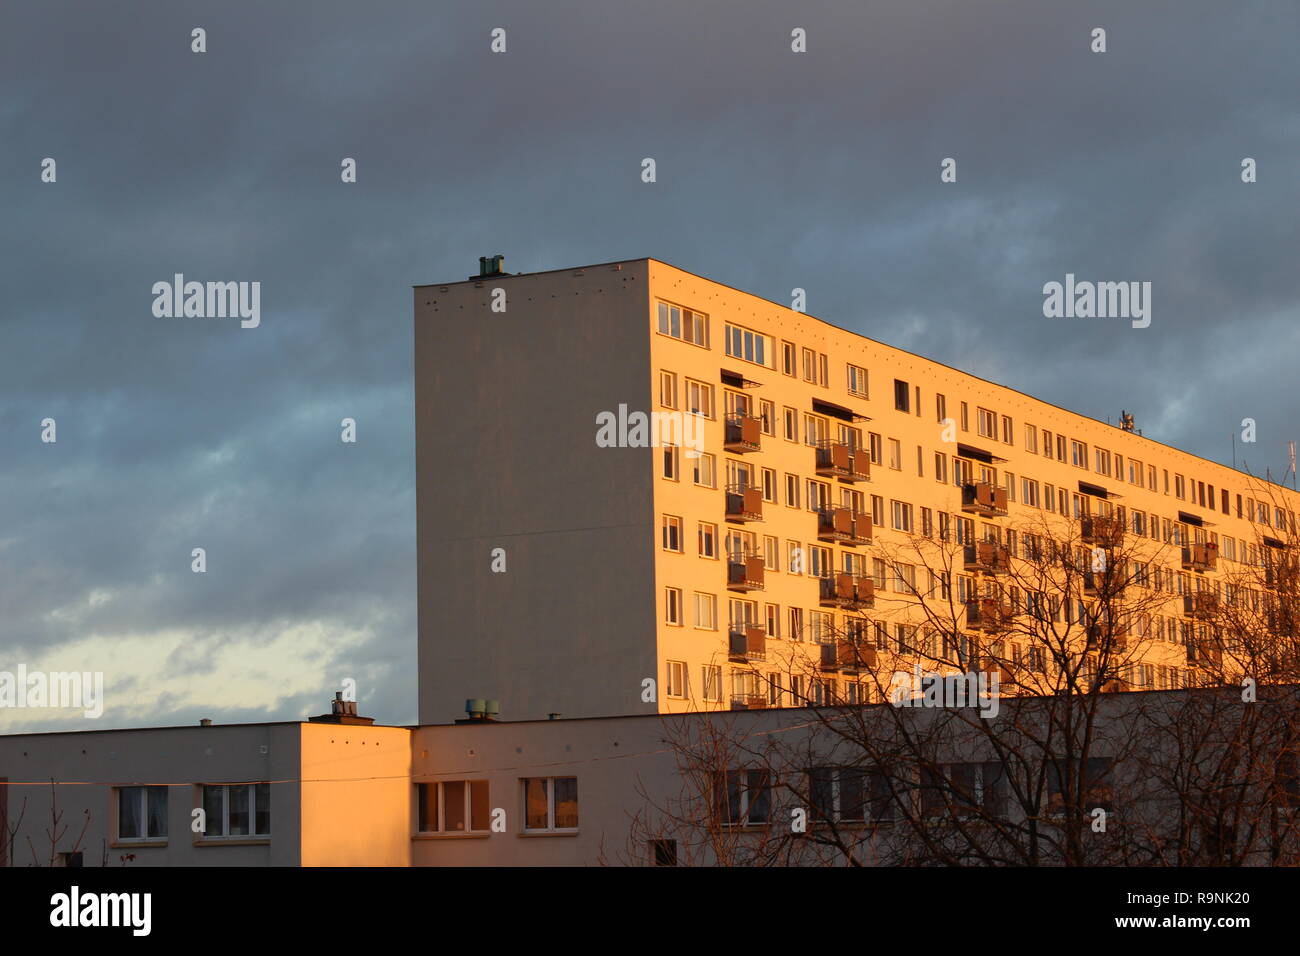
1,0,1297,730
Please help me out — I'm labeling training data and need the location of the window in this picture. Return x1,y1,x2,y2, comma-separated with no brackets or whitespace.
808,767,893,824
665,587,682,625
684,379,713,418
656,301,708,347
788,606,805,640
787,541,804,576
694,592,717,629
976,407,997,439
523,777,578,831
761,467,777,503
661,444,679,480
201,783,270,839
781,341,796,376
1071,440,1087,468
784,473,800,508
936,393,947,424
417,781,490,834
847,364,869,398
1022,478,1040,508
1056,434,1067,462
763,536,779,571
659,371,677,408
116,786,167,843
802,348,818,383
1095,448,1110,475
693,453,716,488
715,770,770,826
702,665,722,702
819,354,829,387
888,439,902,471
891,500,913,532
868,433,883,466
960,402,969,432
662,515,682,552
934,452,947,484
725,323,770,366
758,399,775,436
1024,424,1038,454
650,839,678,866
894,379,910,413
666,660,688,698
804,413,829,447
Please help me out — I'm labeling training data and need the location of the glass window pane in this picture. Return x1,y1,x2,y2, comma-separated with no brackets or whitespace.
202,786,223,837
228,784,250,836
470,781,490,831
146,786,168,838
255,783,271,835
118,787,141,840
553,777,579,829
443,780,467,832
417,784,436,832
524,778,548,830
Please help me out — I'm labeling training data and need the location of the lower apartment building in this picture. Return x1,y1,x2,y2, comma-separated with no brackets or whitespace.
4,687,1298,866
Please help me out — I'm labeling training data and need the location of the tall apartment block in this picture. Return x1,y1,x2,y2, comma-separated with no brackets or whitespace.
415,257,1300,724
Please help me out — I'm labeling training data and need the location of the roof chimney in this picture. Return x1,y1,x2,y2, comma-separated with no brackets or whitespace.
474,254,505,279
199,718,212,727
308,692,374,725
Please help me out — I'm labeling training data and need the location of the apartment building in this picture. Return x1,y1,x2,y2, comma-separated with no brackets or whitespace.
415,257,1300,724
5,687,1297,867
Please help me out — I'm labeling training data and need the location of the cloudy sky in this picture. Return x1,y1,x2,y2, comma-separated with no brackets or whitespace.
2,0,1297,732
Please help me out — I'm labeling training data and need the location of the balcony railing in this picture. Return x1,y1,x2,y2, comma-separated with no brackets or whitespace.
1085,622,1128,652
728,624,767,662
730,695,769,711
1083,569,1126,598
814,440,870,482
726,551,765,592
965,598,1013,632
1181,543,1218,573
961,481,1008,517
963,541,1009,575
819,641,878,674
816,505,853,543
724,413,762,453
1182,591,1218,621
1187,638,1223,668
724,484,763,522
1080,514,1125,548
818,572,875,610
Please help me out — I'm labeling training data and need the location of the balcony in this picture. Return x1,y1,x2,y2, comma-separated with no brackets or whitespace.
1100,677,1132,694
728,625,767,663
979,657,1016,688
724,413,762,453
1080,514,1125,549
1182,592,1218,621
730,695,769,711
818,572,875,610
966,598,1013,632
963,541,1009,575
1085,622,1128,652
816,505,853,543
1187,638,1223,668
724,484,763,523
727,551,765,592
820,641,878,674
1181,543,1218,573
961,481,1008,517
814,440,870,482
1083,569,1126,598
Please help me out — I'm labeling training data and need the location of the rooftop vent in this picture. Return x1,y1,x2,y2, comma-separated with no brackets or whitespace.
458,698,501,723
